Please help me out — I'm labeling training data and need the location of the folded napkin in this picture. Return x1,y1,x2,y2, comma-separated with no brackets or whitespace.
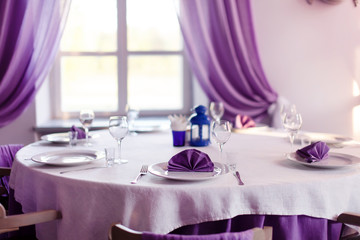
234,114,256,129
296,141,330,163
168,114,187,131
71,125,86,139
168,149,214,172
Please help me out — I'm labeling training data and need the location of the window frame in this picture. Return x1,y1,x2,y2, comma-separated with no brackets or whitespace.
50,0,192,119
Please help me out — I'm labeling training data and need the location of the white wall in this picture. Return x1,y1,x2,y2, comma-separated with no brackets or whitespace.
251,0,360,138
1,0,360,144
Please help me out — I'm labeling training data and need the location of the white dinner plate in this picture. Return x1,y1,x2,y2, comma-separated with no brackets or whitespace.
41,132,99,144
297,132,352,145
31,150,104,166
286,152,360,169
232,123,269,133
148,162,230,181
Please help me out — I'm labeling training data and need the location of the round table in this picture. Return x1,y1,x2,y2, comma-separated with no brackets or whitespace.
9,128,360,240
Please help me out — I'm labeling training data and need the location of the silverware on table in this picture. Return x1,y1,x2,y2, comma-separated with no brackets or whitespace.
60,166,106,174
131,165,148,184
234,171,244,185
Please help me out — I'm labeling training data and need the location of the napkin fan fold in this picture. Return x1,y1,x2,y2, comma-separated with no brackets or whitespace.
168,149,214,172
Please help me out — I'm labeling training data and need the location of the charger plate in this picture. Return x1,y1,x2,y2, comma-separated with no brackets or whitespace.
32,149,104,166
148,162,229,181
41,132,99,144
286,152,360,169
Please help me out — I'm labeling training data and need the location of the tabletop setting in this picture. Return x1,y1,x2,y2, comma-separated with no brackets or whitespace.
8,102,360,240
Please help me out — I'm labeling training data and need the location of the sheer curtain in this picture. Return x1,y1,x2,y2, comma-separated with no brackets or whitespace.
0,0,70,128
176,0,278,122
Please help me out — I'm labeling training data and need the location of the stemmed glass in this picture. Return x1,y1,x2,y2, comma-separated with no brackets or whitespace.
126,105,139,136
79,110,95,146
283,112,302,150
212,120,231,153
109,116,129,164
209,102,224,123
280,104,297,123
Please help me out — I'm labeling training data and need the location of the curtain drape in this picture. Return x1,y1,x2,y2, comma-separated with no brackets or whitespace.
176,0,278,122
0,0,70,128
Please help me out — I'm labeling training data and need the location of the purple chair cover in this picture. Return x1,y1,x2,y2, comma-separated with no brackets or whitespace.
0,144,23,193
168,149,214,172
143,229,254,240
171,214,342,240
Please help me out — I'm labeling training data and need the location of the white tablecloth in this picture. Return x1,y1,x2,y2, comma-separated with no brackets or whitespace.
9,129,360,240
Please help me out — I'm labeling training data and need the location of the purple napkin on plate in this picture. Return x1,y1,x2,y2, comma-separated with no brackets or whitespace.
71,125,86,139
296,141,330,163
168,149,214,172
234,114,256,129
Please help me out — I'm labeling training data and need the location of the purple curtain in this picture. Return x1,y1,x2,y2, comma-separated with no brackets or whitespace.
0,0,70,128
177,0,278,121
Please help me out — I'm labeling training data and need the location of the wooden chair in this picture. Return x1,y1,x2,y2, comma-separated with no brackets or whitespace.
0,203,61,234
0,167,61,234
337,212,360,240
109,223,273,240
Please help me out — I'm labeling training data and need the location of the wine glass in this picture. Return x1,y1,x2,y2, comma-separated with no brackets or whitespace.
109,116,129,164
283,112,302,150
209,102,224,123
212,120,231,153
125,104,140,136
79,110,95,146
280,103,297,123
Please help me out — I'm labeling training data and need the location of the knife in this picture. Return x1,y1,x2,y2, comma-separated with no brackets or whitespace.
60,166,106,174
234,171,244,185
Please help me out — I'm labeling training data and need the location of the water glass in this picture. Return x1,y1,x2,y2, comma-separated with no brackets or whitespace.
109,116,129,164
68,131,78,147
126,105,140,135
209,102,224,122
225,152,238,172
283,112,302,150
105,147,115,167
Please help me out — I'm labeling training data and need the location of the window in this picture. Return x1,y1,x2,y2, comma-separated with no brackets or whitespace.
51,0,191,118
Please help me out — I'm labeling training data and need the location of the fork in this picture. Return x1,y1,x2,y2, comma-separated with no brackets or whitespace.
131,165,148,184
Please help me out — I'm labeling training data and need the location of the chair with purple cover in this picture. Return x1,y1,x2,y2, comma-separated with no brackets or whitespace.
109,223,273,240
0,144,23,208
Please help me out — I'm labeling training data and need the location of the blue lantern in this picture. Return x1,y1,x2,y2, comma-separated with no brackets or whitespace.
189,105,210,146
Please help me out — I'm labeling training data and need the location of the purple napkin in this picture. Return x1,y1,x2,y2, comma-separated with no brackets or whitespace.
234,114,256,129
296,141,330,163
71,125,86,139
168,149,214,172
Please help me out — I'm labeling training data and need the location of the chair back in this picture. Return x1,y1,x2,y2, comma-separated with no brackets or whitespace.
110,223,273,240
0,144,23,194
0,202,61,234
